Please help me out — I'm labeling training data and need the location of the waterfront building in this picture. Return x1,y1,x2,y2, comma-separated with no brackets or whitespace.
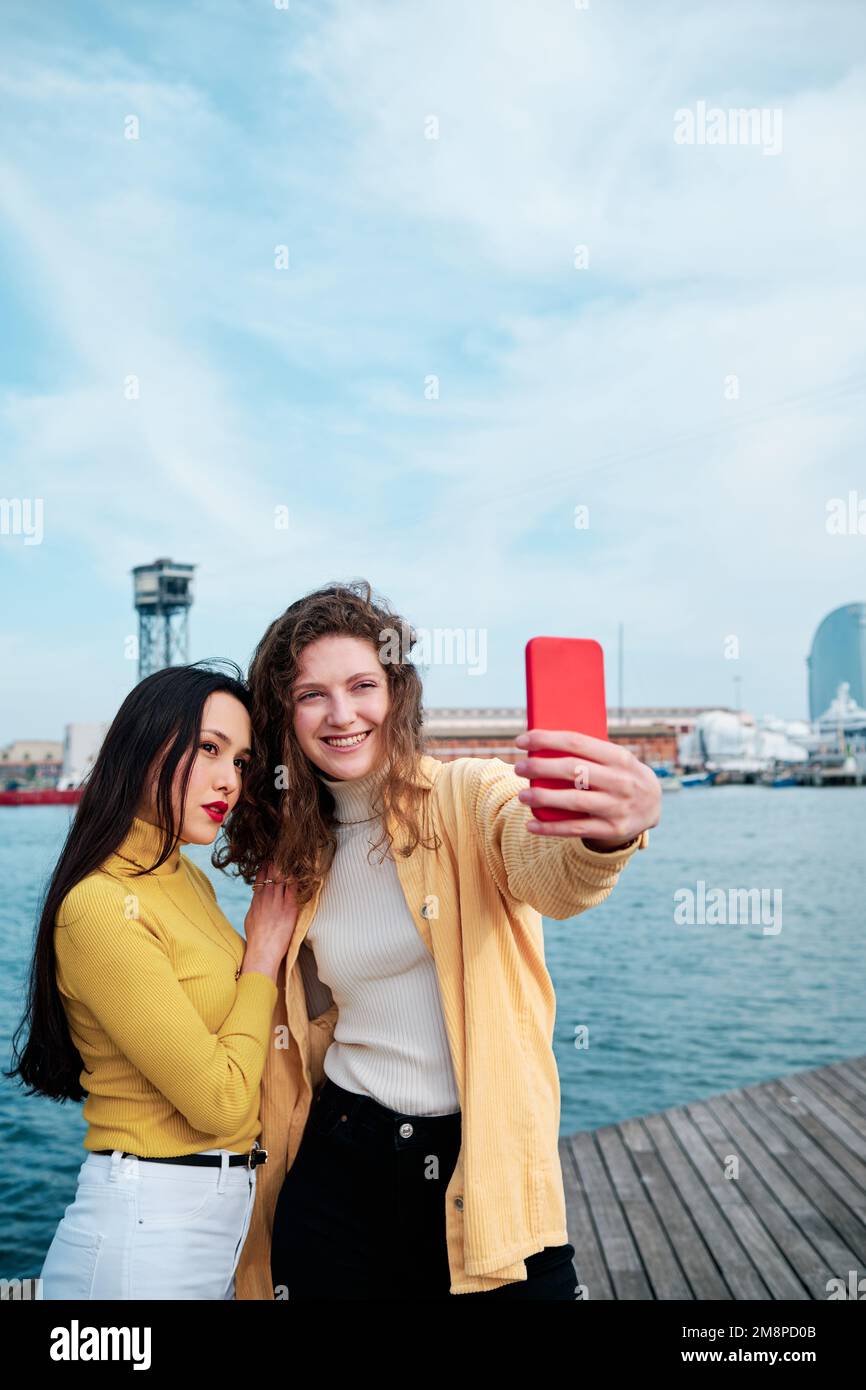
807,601,866,722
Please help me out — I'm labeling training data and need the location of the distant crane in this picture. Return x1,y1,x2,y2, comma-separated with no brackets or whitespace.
132,558,196,681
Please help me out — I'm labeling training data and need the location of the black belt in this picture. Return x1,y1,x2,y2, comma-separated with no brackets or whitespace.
94,1142,268,1170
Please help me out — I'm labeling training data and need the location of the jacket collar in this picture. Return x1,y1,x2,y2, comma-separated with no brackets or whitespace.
407,752,441,790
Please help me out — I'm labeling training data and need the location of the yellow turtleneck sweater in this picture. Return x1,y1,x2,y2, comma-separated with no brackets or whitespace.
53,815,278,1156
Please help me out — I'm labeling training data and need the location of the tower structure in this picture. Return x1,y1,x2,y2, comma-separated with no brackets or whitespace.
132,558,196,681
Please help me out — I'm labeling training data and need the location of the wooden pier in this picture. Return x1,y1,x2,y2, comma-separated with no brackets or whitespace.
559,1056,866,1299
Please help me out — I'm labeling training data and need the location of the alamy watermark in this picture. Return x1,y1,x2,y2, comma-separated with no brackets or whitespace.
674,101,782,156
378,622,487,676
0,497,43,545
1,1276,43,1299
826,1269,866,1299
826,490,866,535
674,880,782,935
49,1320,151,1369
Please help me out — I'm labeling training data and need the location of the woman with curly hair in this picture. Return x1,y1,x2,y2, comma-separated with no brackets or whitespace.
223,581,658,1300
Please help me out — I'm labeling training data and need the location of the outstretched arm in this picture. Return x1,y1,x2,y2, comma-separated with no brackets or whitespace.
469,740,656,920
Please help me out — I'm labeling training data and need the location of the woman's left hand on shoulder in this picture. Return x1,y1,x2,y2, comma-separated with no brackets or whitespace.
512,728,662,848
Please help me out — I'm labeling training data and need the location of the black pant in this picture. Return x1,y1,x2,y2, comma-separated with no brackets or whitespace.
270,1077,578,1300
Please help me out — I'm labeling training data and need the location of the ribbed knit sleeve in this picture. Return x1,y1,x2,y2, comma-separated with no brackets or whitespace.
55,876,278,1135
468,756,647,920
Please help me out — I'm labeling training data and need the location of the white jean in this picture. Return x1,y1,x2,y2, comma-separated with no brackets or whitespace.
39,1147,258,1300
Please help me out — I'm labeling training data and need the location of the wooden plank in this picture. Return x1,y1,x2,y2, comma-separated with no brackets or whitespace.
706,1093,862,1294
667,1105,798,1297
566,1130,652,1299
801,1070,866,1144
728,1085,866,1263
596,1123,692,1299
618,1116,729,1299
824,1060,866,1101
706,1095,845,1301
558,1135,614,1300
757,1080,866,1205
559,1057,866,1300
642,1111,766,1298
686,1097,809,1298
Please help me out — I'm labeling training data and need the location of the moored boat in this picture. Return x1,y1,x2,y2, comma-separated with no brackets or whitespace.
0,788,82,806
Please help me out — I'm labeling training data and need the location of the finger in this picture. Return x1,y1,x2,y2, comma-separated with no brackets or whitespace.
515,728,626,764
526,816,613,837
264,860,283,884
512,755,622,791
518,785,620,816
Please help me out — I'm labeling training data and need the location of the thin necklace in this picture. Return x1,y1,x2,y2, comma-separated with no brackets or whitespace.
157,862,244,981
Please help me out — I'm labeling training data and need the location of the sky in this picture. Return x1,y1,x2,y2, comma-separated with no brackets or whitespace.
1,0,865,746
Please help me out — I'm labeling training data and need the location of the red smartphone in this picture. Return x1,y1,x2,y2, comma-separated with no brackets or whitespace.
524,637,608,821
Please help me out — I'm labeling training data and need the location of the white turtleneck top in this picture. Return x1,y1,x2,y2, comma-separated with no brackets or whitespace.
306,763,460,1117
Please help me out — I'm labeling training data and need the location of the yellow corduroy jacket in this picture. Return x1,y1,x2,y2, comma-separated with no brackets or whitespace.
235,753,649,1298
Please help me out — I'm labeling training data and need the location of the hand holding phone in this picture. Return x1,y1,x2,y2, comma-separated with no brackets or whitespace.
518,635,659,846
523,636,608,822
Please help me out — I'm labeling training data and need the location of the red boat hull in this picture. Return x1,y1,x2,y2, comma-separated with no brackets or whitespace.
0,789,82,805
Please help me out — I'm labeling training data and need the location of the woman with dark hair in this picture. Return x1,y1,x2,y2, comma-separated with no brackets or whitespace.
6,660,300,1300
224,581,660,1301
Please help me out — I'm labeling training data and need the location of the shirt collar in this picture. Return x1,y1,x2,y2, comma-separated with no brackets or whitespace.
107,815,184,876
315,753,439,811
318,764,386,823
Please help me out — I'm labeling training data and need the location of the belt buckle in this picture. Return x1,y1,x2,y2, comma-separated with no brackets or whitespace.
247,1141,267,1170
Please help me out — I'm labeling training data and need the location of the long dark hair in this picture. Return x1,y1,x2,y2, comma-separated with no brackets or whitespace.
5,660,251,1103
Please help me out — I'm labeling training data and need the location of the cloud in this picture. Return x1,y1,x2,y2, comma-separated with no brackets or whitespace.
0,0,864,738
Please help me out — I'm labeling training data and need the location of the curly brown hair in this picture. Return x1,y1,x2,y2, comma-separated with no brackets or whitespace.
216,579,441,904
